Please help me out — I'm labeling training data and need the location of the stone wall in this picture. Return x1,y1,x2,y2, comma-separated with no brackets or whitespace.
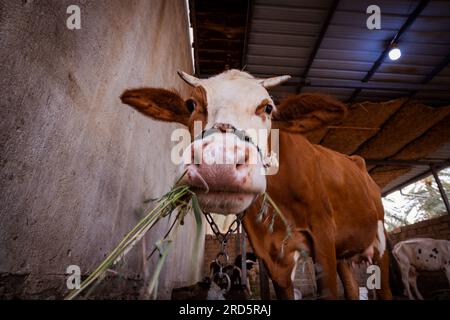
0,0,203,299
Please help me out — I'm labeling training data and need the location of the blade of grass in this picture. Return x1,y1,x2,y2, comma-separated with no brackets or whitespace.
189,194,204,282
146,239,173,299
65,185,191,300
264,193,293,258
265,193,290,230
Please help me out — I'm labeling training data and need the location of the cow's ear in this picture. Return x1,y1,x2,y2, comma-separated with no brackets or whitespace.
120,88,190,126
272,93,347,133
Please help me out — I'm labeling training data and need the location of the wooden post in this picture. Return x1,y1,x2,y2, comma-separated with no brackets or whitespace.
240,226,247,288
258,259,270,300
236,222,241,263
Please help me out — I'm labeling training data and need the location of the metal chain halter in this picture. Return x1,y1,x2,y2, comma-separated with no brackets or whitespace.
194,123,269,167
194,123,264,292
204,211,245,293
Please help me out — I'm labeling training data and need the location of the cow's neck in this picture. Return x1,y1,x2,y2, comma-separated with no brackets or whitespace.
267,132,319,200
243,132,320,282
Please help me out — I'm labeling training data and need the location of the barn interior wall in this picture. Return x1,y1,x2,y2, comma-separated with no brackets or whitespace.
389,214,450,244
388,214,450,297
203,234,319,299
0,0,203,299
203,234,244,277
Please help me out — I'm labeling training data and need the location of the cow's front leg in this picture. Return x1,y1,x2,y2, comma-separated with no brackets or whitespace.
261,248,301,300
399,264,414,299
265,257,296,300
316,252,337,300
272,280,295,300
314,243,338,299
337,260,359,299
375,248,393,300
409,267,423,300
260,262,295,299
445,265,450,288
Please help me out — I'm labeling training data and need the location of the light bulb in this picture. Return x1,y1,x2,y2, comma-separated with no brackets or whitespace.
389,48,401,61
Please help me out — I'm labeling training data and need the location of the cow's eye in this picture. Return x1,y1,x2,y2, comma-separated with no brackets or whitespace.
186,99,196,113
264,104,274,115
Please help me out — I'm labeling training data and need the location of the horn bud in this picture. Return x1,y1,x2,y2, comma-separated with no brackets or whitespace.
259,75,291,88
177,70,202,87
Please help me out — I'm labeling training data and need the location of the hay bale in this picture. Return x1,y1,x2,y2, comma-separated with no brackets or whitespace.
393,114,450,160
366,108,450,189
370,167,411,188
356,102,450,159
321,98,407,154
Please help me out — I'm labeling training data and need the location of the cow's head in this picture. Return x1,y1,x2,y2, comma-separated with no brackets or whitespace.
121,70,346,214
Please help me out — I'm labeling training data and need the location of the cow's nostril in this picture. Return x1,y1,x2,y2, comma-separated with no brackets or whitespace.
244,151,249,164
235,147,250,169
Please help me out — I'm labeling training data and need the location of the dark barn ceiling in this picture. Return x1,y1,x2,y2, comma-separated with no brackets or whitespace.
188,0,450,194
190,0,250,75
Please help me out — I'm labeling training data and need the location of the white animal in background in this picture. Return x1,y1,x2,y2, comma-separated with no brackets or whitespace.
393,238,450,300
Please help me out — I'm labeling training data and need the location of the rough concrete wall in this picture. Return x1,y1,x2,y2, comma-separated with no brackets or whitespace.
0,0,204,299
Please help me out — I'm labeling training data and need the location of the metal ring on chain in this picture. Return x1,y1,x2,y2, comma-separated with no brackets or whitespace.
212,272,231,293
215,251,229,267
204,211,247,295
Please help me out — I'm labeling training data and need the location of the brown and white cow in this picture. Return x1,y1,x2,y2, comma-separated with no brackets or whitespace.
393,238,450,300
121,69,392,299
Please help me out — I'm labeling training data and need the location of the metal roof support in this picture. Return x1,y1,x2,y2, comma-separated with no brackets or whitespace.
302,78,450,92
258,259,270,299
366,160,450,167
421,53,450,84
241,0,254,70
240,225,248,290
362,0,430,82
348,0,430,103
409,54,450,98
409,53,450,98
381,162,450,197
347,88,362,103
430,165,450,215
297,0,340,93
189,0,201,76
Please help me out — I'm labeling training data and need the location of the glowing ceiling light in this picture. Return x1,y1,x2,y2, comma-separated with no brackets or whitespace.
388,48,402,61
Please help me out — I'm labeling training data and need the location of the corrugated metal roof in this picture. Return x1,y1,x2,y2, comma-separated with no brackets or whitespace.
242,0,450,106
189,0,450,193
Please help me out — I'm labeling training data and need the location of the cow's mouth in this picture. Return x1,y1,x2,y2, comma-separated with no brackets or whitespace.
178,131,267,214
191,188,258,215
178,162,266,214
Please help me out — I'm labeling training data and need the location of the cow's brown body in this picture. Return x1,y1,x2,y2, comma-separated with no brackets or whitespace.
244,132,392,299
121,69,393,299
